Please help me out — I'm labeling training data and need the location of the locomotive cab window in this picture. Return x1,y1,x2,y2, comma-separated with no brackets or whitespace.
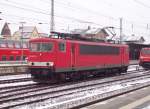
41,43,53,52
59,42,66,52
30,42,53,52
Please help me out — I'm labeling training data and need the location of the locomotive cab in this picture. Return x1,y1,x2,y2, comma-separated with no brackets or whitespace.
28,39,56,81
140,48,150,68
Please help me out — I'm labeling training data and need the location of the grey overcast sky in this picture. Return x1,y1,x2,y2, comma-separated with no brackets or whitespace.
1,0,150,38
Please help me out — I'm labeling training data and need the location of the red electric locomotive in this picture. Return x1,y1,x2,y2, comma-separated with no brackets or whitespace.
0,40,29,63
139,47,150,69
28,32,129,83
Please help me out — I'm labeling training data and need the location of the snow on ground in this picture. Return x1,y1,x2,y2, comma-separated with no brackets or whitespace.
0,81,36,88
35,77,150,109
0,74,31,81
127,65,143,71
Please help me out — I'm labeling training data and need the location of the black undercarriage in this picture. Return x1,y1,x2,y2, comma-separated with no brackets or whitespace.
29,66,128,83
140,62,150,69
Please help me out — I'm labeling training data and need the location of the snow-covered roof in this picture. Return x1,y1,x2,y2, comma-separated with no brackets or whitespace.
123,35,144,41
22,32,32,38
13,31,31,38
19,26,35,33
142,36,150,44
110,34,149,44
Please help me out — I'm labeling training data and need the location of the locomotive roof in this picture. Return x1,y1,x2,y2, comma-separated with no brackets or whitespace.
29,37,128,47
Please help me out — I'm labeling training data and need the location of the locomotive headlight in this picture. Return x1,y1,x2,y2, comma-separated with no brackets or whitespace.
31,62,34,65
47,62,54,66
28,62,33,66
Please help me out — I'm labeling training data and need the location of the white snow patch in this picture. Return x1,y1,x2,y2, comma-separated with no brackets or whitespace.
127,65,143,71
0,74,31,81
36,78,150,109
0,81,36,88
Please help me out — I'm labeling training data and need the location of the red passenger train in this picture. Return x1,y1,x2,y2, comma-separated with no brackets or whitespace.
28,32,129,83
0,40,29,62
139,47,150,69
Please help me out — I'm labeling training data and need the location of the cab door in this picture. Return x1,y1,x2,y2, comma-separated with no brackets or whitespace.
121,47,126,66
56,41,68,68
71,43,76,68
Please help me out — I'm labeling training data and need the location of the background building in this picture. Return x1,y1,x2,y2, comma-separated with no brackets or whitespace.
12,26,39,41
1,22,11,39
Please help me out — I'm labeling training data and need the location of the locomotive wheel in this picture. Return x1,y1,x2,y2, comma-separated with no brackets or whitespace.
72,72,81,81
56,73,67,82
120,67,127,73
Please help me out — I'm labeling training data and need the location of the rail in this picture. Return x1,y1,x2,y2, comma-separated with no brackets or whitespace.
0,70,149,109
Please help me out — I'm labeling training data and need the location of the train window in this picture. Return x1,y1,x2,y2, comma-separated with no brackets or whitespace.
23,43,28,48
0,42,7,47
30,43,39,51
2,56,6,61
8,42,14,48
80,44,119,55
41,43,53,52
30,43,53,52
15,43,21,48
16,56,21,61
59,42,66,52
9,56,14,61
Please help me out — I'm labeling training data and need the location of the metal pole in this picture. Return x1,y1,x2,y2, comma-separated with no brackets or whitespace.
132,24,133,32
120,18,123,44
0,12,2,21
20,22,26,63
50,0,54,34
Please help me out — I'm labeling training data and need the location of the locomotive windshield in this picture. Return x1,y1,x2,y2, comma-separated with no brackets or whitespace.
30,42,53,52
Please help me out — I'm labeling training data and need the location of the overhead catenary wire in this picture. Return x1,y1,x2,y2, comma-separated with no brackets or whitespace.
41,0,119,21
0,2,100,26
3,0,118,22
0,0,150,37
134,0,150,8
2,0,149,29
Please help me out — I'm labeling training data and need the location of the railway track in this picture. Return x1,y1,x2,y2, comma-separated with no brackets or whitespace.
0,69,144,96
0,68,141,90
0,74,31,84
0,70,150,109
0,77,31,84
0,65,141,87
